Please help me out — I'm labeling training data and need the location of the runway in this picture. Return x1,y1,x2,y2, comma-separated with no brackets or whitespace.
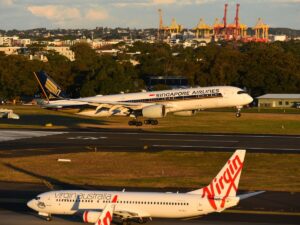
1,129,300,225
0,208,298,225
0,129,300,157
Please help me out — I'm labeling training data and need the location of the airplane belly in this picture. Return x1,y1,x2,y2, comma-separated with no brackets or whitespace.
48,204,76,215
152,209,199,218
142,205,199,219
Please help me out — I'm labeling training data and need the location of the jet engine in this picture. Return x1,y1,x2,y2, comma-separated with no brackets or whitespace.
142,104,166,118
173,110,197,117
83,211,102,223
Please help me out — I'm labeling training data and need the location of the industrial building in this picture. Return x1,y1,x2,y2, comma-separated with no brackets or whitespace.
257,94,300,108
157,4,270,43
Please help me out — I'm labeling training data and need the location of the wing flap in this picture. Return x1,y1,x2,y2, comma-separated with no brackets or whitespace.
114,210,150,219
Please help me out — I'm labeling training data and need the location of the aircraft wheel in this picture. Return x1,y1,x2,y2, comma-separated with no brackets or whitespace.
128,120,138,126
151,120,158,125
144,120,150,125
236,112,241,118
45,217,52,221
136,121,143,126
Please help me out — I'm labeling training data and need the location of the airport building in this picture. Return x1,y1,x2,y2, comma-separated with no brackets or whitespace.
257,94,300,108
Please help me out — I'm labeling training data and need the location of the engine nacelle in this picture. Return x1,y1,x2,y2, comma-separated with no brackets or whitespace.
173,110,197,117
142,104,166,118
83,211,102,223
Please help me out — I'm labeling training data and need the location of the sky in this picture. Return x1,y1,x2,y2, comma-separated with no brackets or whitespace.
0,0,299,30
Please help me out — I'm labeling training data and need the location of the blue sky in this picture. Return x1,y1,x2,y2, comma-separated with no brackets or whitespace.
0,0,299,30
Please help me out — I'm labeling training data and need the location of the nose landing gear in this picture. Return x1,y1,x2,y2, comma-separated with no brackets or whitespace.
236,107,242,118
38,213,52,221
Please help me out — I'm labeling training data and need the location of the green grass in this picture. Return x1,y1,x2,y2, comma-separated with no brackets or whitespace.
1,105,300,135
208,107,300,114
0,151,299,192
154,112,300,134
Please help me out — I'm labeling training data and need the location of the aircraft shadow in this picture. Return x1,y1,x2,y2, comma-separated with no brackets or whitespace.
2,163,86,190
1,113,109,128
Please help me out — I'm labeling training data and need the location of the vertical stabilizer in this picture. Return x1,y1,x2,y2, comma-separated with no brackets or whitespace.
34,71,65,101
188,150,246,211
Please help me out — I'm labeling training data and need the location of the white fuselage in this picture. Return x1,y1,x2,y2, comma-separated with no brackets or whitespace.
45,86,253,117
27,190,233,219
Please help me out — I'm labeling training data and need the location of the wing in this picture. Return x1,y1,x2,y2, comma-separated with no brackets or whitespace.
41,98,153,117
74,99,147,111
114,209,150,219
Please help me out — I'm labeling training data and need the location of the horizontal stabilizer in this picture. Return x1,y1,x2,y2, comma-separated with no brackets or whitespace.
238,191,265,200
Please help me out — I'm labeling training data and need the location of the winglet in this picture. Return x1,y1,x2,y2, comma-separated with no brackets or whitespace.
94,195,118,225
112,195,118,203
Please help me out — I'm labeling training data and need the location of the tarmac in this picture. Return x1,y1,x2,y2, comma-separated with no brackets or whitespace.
1,129,300,158
1,209,298,225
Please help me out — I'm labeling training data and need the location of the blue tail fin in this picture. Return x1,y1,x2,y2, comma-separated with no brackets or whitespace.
34,71,66,101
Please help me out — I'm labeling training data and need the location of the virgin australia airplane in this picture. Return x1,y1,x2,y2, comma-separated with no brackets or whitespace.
34,71,253,126
27,150,264,225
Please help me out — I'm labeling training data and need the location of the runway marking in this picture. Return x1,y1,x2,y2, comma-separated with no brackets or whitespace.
152,145,300,152
67,136,107,140
140,138,238,143
0,130,66,142
78,131,300,139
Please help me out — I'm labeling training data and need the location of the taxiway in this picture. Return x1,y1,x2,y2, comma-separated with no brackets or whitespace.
0,130,300,158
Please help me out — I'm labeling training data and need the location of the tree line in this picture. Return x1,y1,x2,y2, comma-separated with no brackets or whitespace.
0,40,299,101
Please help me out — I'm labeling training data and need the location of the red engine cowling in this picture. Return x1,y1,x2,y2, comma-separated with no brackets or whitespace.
83,211,102,223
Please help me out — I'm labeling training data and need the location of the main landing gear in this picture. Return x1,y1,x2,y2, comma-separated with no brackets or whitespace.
128,120,143,126
144,119,158,125
128,119,159,126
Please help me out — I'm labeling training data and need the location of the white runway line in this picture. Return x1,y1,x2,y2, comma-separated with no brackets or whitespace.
152,145,300,152
90,131,300,139
0,130,66,142
140,138,238,143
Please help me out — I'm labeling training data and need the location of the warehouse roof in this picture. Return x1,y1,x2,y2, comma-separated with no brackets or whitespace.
257,94,300,99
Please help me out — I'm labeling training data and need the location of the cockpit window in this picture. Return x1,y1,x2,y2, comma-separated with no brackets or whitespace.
237,91,247,94
35,197,41,200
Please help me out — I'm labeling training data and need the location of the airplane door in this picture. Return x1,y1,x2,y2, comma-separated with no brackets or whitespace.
197,202,203,212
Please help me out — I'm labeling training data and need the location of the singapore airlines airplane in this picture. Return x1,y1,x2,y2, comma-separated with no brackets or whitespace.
34,72,253,126
27,150,264,225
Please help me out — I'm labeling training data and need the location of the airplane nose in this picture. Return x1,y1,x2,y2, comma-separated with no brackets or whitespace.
27,199,35,210
247,95,253,104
